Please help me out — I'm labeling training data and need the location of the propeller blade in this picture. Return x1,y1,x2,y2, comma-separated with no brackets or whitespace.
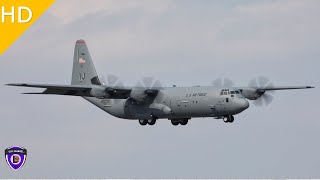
249,78,258,88
212,78,234,88
152,80,163,89
212,78,223,87
258,76,269,87
115,82,124,88
265,82,275,94
224,78,234,88
142,77,154,88
107,74,119,86
253,98,263,106
100,76,107,85
262,93,274,106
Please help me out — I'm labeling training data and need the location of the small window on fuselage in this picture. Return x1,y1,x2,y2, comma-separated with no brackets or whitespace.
223,92,227,95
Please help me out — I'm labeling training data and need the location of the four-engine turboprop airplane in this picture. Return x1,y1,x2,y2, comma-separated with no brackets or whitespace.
7,40,314,126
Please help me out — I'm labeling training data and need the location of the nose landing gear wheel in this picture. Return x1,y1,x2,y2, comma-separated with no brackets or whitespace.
139,119,148,126
223,116,229,123
230,115,234,123
223,115,234,123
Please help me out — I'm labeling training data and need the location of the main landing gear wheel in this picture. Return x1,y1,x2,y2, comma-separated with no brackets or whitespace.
180,119,188,125
223,115,234,123
147,119,156,125
139,119,148,126
171,120,180,126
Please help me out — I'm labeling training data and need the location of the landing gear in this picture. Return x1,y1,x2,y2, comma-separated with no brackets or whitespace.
139,116,157,126
139,119,148,126
223,115,234,123
180,119,188,125
171,119,189,126
147,119,156,125
171,120,180,126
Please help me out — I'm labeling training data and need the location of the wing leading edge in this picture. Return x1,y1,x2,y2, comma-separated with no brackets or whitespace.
256,86,314,91
6,83,92,96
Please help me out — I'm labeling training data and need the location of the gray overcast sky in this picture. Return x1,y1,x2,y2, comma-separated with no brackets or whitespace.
0,0,319,178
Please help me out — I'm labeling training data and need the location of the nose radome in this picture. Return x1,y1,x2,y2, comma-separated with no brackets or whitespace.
241,99,250,110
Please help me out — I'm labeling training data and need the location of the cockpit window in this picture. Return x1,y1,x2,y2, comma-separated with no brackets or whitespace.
221,89,234,96
235,91,240,94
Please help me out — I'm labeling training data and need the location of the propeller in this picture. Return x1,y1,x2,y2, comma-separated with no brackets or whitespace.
248,76,275,106
136,76,165,103
99,74,124,104
137,77,164,90
212,78,234,88
100,74,124,87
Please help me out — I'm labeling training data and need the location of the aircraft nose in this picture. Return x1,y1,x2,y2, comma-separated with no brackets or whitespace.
240,99,250,110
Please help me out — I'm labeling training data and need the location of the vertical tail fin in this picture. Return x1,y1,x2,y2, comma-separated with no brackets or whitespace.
71,39,101,85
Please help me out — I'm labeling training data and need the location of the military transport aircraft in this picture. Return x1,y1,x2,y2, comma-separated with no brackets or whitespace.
7,40,314,126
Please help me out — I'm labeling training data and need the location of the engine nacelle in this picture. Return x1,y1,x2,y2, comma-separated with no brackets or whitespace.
90,86,109,99
149,103,172,115
241,88,262,100
130,88,148,102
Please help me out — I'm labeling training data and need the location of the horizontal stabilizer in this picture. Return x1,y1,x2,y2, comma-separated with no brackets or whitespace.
22,92,45,95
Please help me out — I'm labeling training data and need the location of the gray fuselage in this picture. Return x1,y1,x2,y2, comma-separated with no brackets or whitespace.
84,86,249,120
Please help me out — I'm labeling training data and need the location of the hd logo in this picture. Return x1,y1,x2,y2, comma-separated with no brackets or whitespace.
1,6,33,23
0,0,56,55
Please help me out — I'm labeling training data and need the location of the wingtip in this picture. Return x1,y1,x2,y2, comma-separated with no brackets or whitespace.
6,83,18,86
21,92,43,95
306,86,315,89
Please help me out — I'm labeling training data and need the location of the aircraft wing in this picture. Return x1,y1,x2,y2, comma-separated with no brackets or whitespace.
255,86,314,91
6,83,132,98
238,85,314,100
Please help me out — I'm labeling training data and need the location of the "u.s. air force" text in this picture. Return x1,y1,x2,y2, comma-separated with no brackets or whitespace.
185,93,207,97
